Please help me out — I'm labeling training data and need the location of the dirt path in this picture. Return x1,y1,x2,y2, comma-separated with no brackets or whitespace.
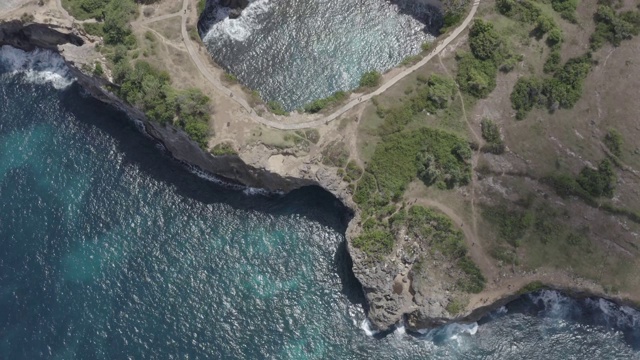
137,0,483,130
413,198,498,281
436,54,482,243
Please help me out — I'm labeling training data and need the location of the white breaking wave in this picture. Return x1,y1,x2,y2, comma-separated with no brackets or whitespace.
529,289,573,318
417,322,479,342
188,165,282,196
188,165,247,190
394,320,406,337
0,45,75,90
360,319,379,337
203,0,273,42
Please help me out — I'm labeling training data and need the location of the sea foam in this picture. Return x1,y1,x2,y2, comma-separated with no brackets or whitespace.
202,0,273,42
0,45,75,90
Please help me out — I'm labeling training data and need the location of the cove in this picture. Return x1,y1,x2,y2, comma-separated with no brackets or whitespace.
1,47,640,359
198,0,441,110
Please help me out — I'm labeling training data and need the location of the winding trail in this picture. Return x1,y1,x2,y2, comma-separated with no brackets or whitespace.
169,0,482,130
414,199,497,281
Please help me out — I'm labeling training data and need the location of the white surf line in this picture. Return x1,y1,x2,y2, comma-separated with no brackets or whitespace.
179,0,481,130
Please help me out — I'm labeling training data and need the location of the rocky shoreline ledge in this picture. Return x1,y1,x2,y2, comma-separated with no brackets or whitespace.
2,20,638,333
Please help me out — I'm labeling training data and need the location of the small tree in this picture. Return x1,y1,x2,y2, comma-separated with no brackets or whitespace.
359,71,381,88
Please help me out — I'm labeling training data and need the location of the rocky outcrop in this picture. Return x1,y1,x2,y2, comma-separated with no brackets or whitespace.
198,0,250,32
219,0,249,18
4,20,635,335
1,20,316,194
0,21,83,51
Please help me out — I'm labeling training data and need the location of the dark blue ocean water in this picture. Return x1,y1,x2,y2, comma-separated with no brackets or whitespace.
1,46,640,359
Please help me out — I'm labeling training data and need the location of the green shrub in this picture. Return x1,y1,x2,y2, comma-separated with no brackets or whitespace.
456,53,498,98
197,0,206,15
604,128,623,157
102,0,138,47
577,159,616,198
93,62,104,77
518,281,546,294
344,160,363,182
401,55,423,66
482,205,533,247
184,120,209,148
223,72,238,83
267,101,288,116
469,20,503,61
510,55,592,119
496,0,543,22
353,229,394,256
481,118,501,143
211,142,237,156
457,257,486,293
442,10,464,30
591,5,640,49
359,70,381,88
510,77,546,119
353,172,377,205
83,22,104,37
303,91,347,113
551,0,578,22
364,127,471,202
446,298,466,315
543,173,594,201
543,50,561,73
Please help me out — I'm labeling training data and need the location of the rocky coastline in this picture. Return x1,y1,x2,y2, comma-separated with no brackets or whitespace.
1,20,638,334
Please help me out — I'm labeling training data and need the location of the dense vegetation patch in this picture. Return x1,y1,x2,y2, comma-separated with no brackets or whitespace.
591,3,640,50
64,0,215,148
112,56,212,148
545,159,617,200
354,128,471,210
510,54,593,119
359,71,381,88
456,20,521,98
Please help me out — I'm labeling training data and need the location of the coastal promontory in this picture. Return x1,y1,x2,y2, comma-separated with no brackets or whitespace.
2,0,640,332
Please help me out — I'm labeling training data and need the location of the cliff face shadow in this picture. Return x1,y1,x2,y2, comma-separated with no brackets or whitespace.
334,239,366,307
57,83,351,234
387,0,445,35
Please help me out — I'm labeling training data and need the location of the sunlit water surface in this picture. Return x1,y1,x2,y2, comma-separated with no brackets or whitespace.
199,0,439,110
1,46,640,359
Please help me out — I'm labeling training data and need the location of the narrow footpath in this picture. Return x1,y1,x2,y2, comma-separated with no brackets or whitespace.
169,0,482,130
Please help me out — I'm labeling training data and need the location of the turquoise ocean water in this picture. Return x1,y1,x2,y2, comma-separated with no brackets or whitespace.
1,46,640,359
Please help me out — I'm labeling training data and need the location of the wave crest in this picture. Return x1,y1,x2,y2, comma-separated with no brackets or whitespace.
202,0,273,42
0,45,75,90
